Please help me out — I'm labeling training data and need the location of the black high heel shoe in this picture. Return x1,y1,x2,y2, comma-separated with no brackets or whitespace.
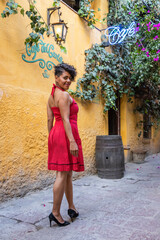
68,209,79,222
49,213,70,227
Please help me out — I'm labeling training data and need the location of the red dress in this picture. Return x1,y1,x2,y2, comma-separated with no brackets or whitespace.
48,84,85,172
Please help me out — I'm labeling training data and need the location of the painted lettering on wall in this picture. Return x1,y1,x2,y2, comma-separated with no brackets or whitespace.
22,40,63,78
101,22,136,45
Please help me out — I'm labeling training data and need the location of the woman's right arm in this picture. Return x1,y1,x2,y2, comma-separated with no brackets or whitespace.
58,92,78,157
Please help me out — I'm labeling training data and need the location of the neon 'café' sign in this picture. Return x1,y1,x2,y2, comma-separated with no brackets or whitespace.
101,22,136,45
22,39,63,78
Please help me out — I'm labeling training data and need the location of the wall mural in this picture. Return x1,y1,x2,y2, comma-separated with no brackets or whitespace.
22,39,63,78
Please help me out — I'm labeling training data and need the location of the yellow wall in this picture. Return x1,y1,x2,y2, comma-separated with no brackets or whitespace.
0,0,107,201
0,0,159,201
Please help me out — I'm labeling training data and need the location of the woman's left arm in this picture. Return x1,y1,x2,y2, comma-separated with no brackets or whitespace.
47,102,54,134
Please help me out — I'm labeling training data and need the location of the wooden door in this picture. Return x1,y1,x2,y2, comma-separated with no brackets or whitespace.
108,97,120,135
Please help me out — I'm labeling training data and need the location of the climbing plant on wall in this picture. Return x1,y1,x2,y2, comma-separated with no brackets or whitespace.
1,0,67,52
69,43,130,112
121,0,160,130
78,0,101,27
1,0,49,46
70,0,160,130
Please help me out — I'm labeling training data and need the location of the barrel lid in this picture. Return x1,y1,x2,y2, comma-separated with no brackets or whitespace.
96,135,122,140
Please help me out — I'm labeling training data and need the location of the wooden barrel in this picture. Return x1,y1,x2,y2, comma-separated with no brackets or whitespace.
96,135,125,179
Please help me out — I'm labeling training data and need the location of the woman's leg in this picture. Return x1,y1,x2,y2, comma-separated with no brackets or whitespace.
52,171,68,223
65,171,77,211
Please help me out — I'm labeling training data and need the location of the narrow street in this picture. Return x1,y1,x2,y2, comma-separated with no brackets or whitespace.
0,153,160,240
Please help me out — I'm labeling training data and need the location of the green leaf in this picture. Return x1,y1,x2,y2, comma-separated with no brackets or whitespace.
30,5,34,10
20,8,24,16
60,45,67,54
1,13,6,18
26,11,31,17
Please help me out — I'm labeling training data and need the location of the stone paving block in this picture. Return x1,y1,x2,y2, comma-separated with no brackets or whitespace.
0,216,36,240
13,208,48,224
154,211,160,220
124,215,160,233
136,189,160,202
128,230,160,240
35,216,54,229
123,205,158,218
0,202,51,222
87,211,129,226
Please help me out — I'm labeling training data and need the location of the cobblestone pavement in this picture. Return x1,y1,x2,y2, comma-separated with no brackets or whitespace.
0,153,160,240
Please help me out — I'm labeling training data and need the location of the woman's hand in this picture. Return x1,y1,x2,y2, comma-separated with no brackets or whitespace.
70,141,79,157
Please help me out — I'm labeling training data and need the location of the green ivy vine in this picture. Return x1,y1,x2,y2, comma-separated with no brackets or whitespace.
52,0,60,8
1,0,67,52
69,44,130,112
78,0,100,28
70,0,160,131
1,0,48,45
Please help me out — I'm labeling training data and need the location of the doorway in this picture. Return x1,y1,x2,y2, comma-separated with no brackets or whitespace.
108,97,120,135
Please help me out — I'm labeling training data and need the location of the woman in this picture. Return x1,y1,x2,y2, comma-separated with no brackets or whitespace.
47,63,85,227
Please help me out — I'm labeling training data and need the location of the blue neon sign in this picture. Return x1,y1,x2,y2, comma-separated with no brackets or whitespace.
101,22,136,45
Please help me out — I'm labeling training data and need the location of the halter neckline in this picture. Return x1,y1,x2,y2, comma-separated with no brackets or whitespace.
51,83,75,106
53,83,65,91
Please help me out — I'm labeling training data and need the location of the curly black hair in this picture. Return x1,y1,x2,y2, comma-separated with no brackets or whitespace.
54,63,77,81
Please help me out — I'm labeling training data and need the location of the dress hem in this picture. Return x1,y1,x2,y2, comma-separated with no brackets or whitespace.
48,166,85,172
